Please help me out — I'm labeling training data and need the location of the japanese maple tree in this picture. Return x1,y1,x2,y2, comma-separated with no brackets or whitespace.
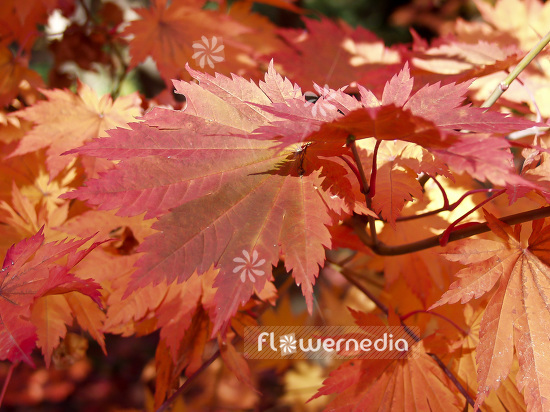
2,0,550,411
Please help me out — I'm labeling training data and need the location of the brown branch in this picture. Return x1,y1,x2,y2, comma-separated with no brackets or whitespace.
352,206,550,256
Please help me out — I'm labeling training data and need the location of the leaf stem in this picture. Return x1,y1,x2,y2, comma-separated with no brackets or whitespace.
432,175,450,209
397,187,499,222
348,136,369,196
439,189,506,246
339,155,365,193
368,140,381,199
348,136,379,246
481,30,550,108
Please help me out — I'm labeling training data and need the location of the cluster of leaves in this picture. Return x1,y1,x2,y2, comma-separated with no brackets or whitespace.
2,0,550,410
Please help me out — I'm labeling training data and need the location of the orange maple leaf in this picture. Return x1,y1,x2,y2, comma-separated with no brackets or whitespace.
0,0,58,52
122,0,249,83
431,210,550,411
0,46,43,108
10,83,141,179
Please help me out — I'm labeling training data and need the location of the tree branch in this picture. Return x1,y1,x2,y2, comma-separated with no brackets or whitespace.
352,206,550,256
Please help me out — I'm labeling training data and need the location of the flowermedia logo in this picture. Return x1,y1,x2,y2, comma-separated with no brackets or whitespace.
279,333,296,355
192,36,225,69
245,326,420,359
233,249,265,283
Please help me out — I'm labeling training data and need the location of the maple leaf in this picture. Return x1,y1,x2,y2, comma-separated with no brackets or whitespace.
359,139,451,227
0,46,44,108
218,336,256,392
314,348,463,411
30,294,72,368
65,64,345,335
122,0,249,84
409,36,524,85
432,134,535,188
286,64,539,155
10,83,141,179
0,0,58,52
431,211,550,411
312,309,463,411
269,18,402,93
0,227,103,366
473,0,550,51
448,304,526,412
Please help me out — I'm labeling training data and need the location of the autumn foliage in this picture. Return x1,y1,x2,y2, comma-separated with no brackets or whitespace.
3,0,550,410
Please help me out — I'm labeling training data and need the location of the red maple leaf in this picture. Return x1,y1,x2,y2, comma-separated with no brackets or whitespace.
303,63,540,150
64,64,345,334
0,228,103,366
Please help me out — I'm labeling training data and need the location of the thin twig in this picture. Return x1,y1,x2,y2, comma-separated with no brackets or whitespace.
400,310,469,336
439,189,506,246
0,362,16,407
397,187,499,222
156,349,221,412
337,266,388,313
429,353,476,408
481,30,550,108
109,41,130,99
